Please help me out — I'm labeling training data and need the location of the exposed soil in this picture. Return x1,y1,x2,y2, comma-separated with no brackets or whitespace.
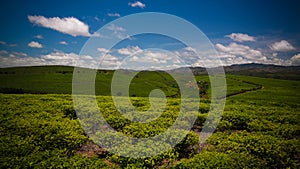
76,141,108,158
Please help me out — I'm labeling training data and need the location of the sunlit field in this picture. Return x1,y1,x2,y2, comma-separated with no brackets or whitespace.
1,68,299,168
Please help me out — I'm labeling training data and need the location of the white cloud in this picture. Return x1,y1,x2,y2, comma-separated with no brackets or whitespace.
131,50,172,63
215,42,269,66
59,41,68,45
0,52,46,67
117,46,142,55
0,49,179,69
214,42,300,66
290,53,300,60
42,52,78,60
121,50,177,70
216,43,265,60
28,15,91,37
183,47,196,52
100,54,122,69
108,13,121,17
35,35,43,39
28,41,43,48
290,53,300,66
0,50,102,68
42,52,99,68
173,48,198,65
113,47,186,70
269,40,295,52
128,1,146,8
226,33,255,42
97,48,110,53
272,53,278,57
11,52,28,57
91,32,104,38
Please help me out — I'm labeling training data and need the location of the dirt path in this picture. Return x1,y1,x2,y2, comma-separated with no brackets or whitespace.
222,77,264,99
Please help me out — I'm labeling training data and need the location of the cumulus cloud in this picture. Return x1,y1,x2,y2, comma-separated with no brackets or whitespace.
272,53,278,57
130,50,173,63
128,1,146,8
2,40,299,69
214,42,300,66
290,53,300,66
215,42,269,66
45,52,97,68
117,46,142,55
91,32,105,38
28,15,91,37
112,46,187,70
100,54,122,69
108,13,121,17
97,48,110,53
42,52,79,60
269,40,295,52
0,51,45,67
0,48,179,69
121,49,184,70
0,50,101,68
11,52,28,57
59,41,68,45
226,33,255,42
173,48,198,65
115,44,265,69
97,48,111,60
183,47,196,52
216,43,265,60
28,41,43,48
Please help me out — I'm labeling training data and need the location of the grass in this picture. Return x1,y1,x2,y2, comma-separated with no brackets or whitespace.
1,66,257,97
0,66,299,168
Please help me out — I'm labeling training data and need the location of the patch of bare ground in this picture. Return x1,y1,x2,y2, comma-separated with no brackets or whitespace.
75,141,108,158
75,142,120,168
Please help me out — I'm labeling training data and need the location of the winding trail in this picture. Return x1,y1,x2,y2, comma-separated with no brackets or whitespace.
225,77,264,98
214,77,264,100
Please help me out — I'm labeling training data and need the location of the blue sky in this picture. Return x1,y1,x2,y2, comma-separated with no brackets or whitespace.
0,0,300,68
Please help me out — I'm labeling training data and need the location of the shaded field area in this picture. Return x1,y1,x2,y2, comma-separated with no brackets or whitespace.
0,72,299,168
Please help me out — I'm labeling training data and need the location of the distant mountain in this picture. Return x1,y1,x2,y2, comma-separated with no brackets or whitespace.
225,63,298,72
188,63,300,80
1,63,299,81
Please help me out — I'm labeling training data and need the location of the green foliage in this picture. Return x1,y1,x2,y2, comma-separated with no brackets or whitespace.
109,148,179,168
172,151,265,169
197,81,209,97
0,94,202,168
206,131,300,168
173,75,300,168
0,70,299,168
0,94,99,168
0,66,260,99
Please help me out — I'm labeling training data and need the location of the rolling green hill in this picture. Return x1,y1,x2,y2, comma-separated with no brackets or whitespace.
0,73,299,168
0,65,263,97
